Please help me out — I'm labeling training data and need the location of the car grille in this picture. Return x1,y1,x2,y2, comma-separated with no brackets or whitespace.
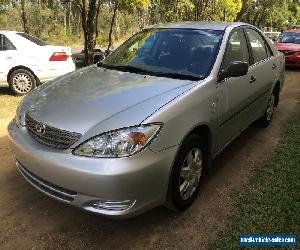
16,161,77,202
25,113,81,149
279,50,295,56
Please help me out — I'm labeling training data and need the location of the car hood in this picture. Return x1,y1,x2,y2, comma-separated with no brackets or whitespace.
275,42,300,51
24,65,196,134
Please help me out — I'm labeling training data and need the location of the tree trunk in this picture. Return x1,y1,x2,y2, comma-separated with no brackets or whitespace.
200,0,209,21
252,11,261,26
64,13,67,34
21,0,29,34
76,13,81,39
114,13,120,41
235,0,248,21
256,12,266,28
66,2,72,34
77,0,101,66
174,0,179,21
107,0,118,52
196,2,201,21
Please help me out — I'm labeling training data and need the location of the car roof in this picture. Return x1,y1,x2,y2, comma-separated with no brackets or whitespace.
283,29,300,33
145,21,248,31
0,30,23,35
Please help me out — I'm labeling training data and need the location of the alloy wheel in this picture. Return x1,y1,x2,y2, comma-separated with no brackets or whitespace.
12,73,33,94
179,147,203,200
266,94,275,121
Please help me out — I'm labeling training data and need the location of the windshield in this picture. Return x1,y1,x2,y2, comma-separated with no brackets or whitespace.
278,32,300,44
101,28,224,80
17,33,49,46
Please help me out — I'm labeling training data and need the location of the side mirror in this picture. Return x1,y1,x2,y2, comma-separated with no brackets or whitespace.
218,61,249,82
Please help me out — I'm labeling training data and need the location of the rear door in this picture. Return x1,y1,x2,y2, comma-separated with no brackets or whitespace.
244,27,276,120
0,34,17,83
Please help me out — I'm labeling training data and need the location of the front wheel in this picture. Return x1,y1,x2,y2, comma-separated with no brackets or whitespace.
9,69,36,95
167,134,206,211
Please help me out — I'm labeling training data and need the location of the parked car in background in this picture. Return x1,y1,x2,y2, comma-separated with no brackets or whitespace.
8,22,285,218
72,48,105,68
274,29,300,67
72,48,113,68
0,31,75,95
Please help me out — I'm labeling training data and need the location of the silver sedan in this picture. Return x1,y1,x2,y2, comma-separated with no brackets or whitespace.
8,22,285,218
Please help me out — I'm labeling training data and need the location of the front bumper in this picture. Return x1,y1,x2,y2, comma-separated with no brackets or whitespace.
8,120,177,218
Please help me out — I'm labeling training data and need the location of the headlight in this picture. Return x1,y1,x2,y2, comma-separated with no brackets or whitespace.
15,102,22,126
72,124,162,158
15,91,36,126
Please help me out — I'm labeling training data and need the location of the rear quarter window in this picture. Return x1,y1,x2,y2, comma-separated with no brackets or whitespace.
17,33,48,46
0,34,16,51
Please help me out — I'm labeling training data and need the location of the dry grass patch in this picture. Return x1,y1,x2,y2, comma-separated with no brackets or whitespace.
0,86,23,119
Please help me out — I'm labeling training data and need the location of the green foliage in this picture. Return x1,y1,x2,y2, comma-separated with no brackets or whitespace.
0,6,22,30
214,0,242,21
121,0,150,10
208,113,300,249
0,0,299,47
236,0,300,29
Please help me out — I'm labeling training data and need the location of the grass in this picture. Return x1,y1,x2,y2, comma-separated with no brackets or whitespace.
209,114,300,249
0,86,23,119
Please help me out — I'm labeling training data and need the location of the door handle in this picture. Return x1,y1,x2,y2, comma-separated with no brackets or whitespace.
272,63,277,69
6,57,12,59
250,76,256,84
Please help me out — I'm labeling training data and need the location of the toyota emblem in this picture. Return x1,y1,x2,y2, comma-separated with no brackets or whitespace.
35,123,46,135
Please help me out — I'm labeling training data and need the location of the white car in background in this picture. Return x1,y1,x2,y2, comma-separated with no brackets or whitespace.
0,31,75,95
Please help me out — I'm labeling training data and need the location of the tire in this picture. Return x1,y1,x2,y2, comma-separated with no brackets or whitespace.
9,69,36,95
167,134,206,211
258,92,276,128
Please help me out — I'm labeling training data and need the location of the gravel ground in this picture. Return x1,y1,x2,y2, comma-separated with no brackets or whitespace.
0,69,299,249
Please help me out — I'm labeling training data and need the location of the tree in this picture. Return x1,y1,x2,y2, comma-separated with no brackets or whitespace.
21,0,29,33
192,0,214,21
235,0,300,28
106,0,149,52
72,0,102,66
1,0,300,61
107,0,119,52
215,0,242,21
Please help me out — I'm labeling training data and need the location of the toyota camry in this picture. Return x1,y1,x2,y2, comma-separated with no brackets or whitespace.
8,22,285,218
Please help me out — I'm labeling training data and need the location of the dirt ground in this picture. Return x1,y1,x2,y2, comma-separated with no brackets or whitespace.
0,70,299,250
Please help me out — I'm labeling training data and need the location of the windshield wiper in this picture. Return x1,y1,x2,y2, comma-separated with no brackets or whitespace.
98,62,151,74
152,72,202,81
97,62,202,81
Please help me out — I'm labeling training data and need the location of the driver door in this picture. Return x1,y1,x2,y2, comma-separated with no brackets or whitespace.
217,28,253,149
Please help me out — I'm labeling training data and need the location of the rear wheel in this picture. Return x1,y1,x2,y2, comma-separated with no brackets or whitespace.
258,92,275,127
9,69,36,95
167,134,206,210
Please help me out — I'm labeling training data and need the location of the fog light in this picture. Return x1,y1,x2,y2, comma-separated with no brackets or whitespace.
88,199,136,211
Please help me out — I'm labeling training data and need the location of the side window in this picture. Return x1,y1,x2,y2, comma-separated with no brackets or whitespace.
246,28,268,64
222,29,249,69
265,42,273,57
0,34,16,51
